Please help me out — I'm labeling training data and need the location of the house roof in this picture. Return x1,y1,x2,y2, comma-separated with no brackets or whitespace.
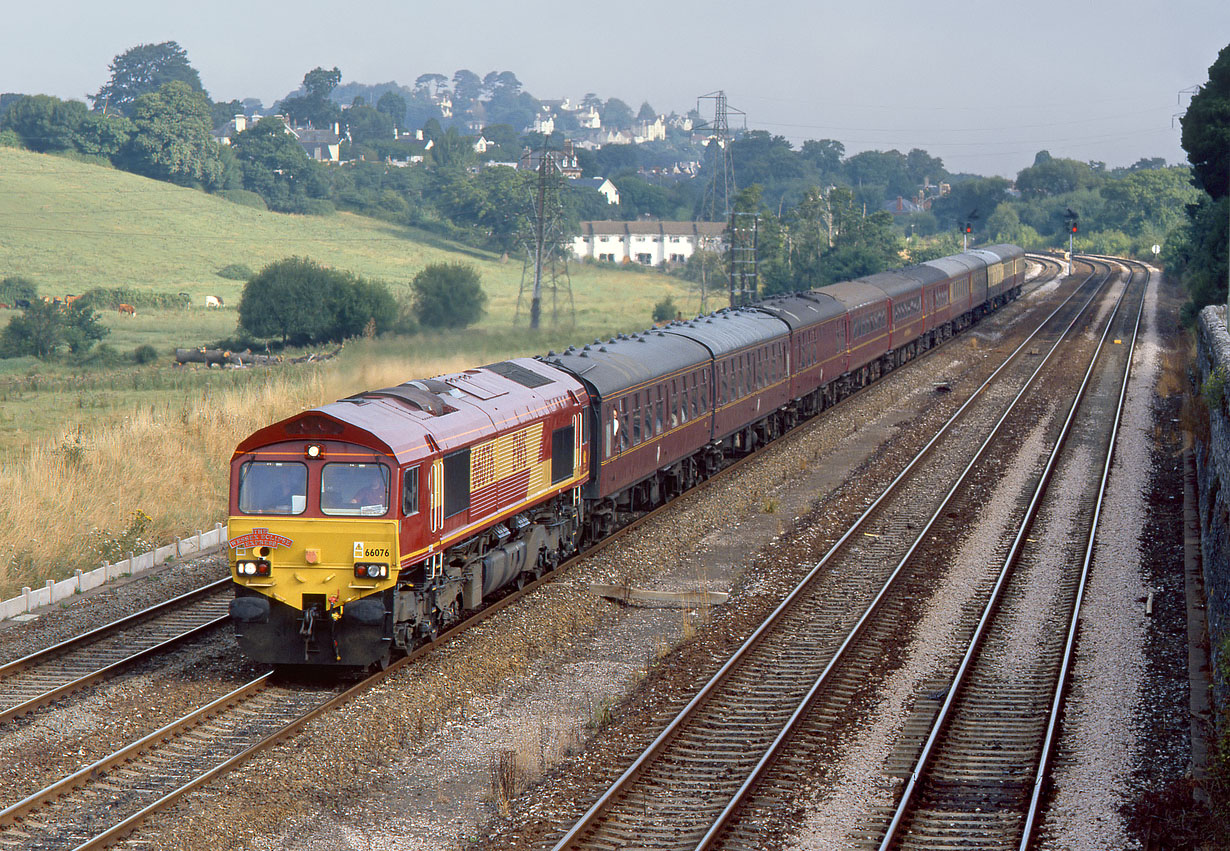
578,220,726,239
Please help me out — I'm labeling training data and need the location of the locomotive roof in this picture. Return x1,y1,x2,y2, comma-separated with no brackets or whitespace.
663,308,791,357
819,279,889,312
232,358,585,464
540,331,711,400
753,291,845,329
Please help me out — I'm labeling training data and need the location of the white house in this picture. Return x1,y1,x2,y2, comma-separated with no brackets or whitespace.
571,220,727,266
574,177,620,206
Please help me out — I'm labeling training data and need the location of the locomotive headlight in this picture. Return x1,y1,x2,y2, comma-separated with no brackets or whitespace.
305,444,323,459
239,561,257,576
366,563,382,578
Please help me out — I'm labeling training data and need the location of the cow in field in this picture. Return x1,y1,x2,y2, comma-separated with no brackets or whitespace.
0,303,9,310
64,294,81,306
205,295,224,308
118,303,136,316
14,299,30,310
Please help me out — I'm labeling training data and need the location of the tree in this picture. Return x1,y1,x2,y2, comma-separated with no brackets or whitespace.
62,301,110,354
637,101,657,122
0,299,108,359
281,67,342,129
376,90,407,129
0,95,86,152
123,81,231,189
429,127,476,169
800,139,845,179
414,73,449,94
73,111,133,159
602,98,634,129
238,257,395,344
91,41,204,116
581,93,603,111
1181,43,1230,199
345,104,393,146
452,70,482,109
411,263,487,329
230,117,329,212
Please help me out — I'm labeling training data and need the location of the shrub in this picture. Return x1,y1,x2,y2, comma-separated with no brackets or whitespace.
0,276,37,305
238,256,397,345
132,344,159,364
216,263,254,281
652,296,678,323
217,189,267,211
411,263,487,329
78,288,187,311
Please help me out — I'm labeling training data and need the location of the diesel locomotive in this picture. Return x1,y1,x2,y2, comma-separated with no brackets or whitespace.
227,245,1026,666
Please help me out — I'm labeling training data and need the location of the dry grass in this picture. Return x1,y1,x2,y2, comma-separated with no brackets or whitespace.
0,351,476,598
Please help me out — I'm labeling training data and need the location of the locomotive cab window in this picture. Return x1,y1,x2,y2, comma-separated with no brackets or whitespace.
321,463,389,516
402,466,420,516
238,461,307,515
443,448,470,518
551,425,574,483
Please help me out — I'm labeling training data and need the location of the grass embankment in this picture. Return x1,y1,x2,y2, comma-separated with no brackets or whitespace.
0,148,697,598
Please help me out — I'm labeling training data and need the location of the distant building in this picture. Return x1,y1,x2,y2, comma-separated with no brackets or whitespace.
571,220,727,266
574,177,620,206
519,140,582,179
293,126,342,162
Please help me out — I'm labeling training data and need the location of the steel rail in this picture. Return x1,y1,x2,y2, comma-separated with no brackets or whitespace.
1017,257,1149,850
876,258,1144,850
0,578,232,724
690,256,1118,850
552,258,1110,850
3,260,1075,851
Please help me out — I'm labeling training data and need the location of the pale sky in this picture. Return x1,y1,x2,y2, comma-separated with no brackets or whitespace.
3,0,1227,177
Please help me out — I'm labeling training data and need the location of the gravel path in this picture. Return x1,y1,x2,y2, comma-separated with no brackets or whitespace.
1038,264,1191,849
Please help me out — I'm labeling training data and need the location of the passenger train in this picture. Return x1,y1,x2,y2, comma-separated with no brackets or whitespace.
227,245,1026,666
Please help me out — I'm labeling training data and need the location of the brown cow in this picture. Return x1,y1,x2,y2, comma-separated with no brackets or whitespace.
118,303,136,316
64,294,81,306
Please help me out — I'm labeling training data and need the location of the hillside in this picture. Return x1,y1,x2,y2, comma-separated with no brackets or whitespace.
0,148,690,332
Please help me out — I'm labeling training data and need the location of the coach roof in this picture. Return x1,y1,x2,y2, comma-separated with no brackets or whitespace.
541,332,711,400
753,291,845,329
664,307,790,357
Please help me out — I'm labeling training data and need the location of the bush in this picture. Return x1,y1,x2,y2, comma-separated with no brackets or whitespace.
132,344,159,364
411,263,487,329
238,256,397,345
4,277,42,304
0,276,37,305
0,299,108,359
78,288,187,311
217,189,267,210
216,263,254,281
652,296,678,323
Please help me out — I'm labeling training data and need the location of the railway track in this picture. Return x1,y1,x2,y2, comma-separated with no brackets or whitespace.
868,257,1149,850
0,579,232,724
0,258,1075,850
542,257,1124,850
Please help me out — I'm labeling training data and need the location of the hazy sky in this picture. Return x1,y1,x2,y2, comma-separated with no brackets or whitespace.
3,0,1227,176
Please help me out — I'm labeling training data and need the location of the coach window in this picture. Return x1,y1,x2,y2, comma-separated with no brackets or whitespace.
239,461,307,515
670,380,680,427
618,397,629,452
402,466,420,516
655,386,664,435
632,393,642,445
321,462,389,516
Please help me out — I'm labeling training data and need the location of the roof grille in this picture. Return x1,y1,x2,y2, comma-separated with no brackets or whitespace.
483,361,553,389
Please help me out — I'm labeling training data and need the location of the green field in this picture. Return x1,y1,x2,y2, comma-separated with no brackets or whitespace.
0,147,695,332
0,147,701,455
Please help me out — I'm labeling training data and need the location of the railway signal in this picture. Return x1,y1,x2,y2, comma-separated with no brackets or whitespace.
1064,208,1079,258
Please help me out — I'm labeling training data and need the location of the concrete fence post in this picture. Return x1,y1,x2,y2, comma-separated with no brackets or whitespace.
74,569,83,592
21,587,31,612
